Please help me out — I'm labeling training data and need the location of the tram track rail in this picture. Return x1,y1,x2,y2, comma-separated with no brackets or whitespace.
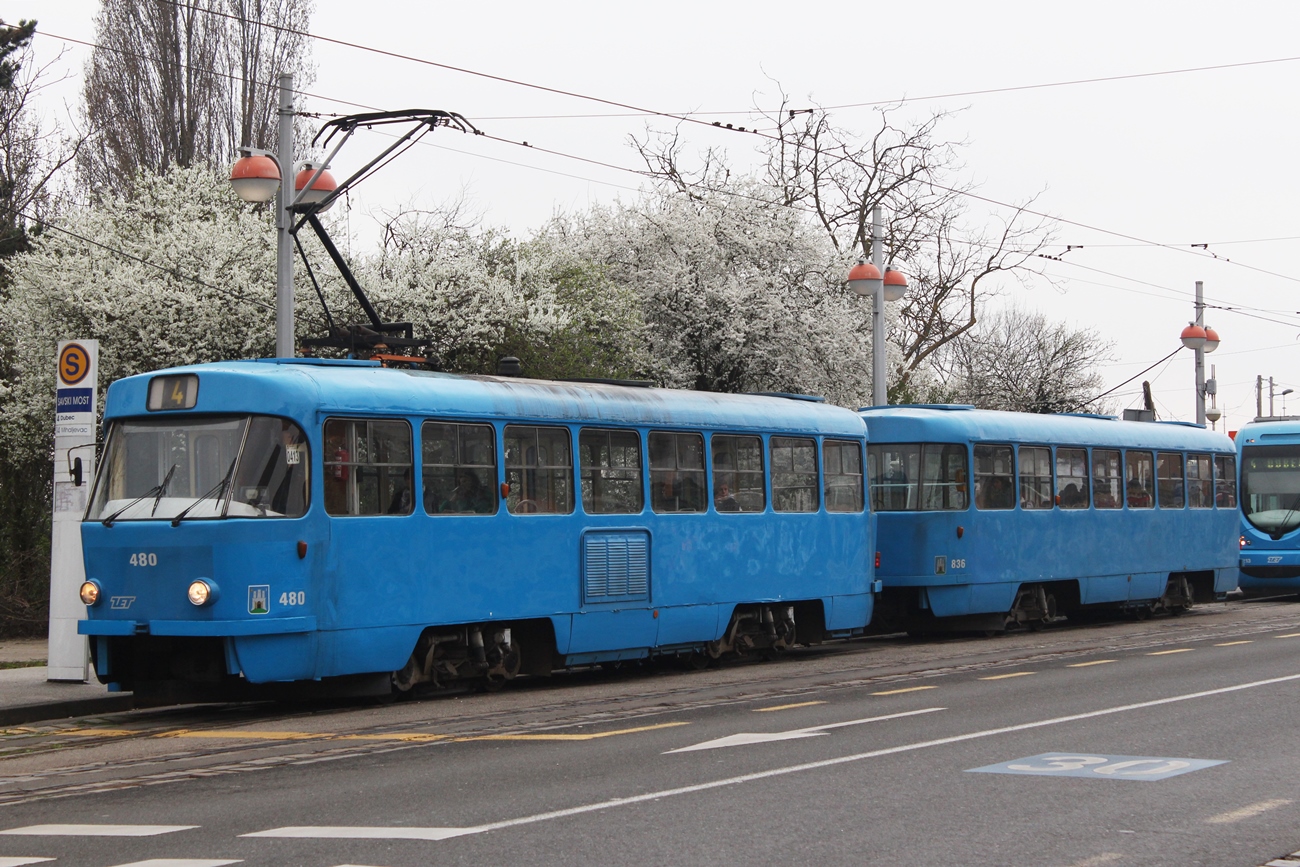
0,600,1296,808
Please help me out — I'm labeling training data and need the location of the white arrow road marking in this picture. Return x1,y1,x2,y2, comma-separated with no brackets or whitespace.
110,861,243,866
664,707,947,753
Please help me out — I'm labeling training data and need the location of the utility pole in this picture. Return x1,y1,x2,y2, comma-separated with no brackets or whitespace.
275,72,295,358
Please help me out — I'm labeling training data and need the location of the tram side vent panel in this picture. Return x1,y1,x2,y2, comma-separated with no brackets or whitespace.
583,531,650,604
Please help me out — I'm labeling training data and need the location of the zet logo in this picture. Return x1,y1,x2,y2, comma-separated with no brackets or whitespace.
248,585,270,615
58,343,92,386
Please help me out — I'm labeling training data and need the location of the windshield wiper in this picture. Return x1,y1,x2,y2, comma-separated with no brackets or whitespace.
149,464,178,517
171,459,238,527
101,463,179,528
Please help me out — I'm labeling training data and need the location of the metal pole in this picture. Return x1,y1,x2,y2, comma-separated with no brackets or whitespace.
276,72,295,358
1270,377,1276,417
871,206,887,407
1194,280,1205,425
1258,375,1264,419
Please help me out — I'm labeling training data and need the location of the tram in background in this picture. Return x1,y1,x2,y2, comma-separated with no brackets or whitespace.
1236,417,1300,596
76,359,876,700
860,405,1239,633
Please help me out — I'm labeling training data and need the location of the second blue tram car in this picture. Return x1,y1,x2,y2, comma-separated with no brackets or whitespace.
860,406,1239,632
1236,417,1300,595
77,359,876,698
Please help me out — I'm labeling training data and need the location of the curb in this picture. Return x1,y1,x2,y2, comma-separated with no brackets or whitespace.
0,695,135,727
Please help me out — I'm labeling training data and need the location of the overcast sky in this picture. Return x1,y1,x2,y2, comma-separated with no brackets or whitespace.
13,1,1300,432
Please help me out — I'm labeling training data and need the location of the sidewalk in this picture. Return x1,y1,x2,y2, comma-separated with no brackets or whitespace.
0,638,134,726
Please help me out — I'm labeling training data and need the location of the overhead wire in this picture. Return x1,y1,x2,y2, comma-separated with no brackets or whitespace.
9,207,277,312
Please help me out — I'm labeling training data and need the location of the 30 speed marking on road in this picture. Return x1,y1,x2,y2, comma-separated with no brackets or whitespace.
968,753,1226,782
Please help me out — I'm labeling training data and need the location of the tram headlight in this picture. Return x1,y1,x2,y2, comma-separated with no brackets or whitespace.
187,579,218,607
79,580,102,606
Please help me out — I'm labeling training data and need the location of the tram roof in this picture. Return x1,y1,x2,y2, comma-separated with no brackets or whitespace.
858,405,1235,452
102,359,868,437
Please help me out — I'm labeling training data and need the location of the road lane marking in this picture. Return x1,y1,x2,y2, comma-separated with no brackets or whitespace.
1067,660,1116,667
110,861,243,866
0,859,55,866
1215,641,1254,647
979,672,1034,680
871,686,937,696
462,722,688,742
1206,798,1293,823
336,733,447,743
1148,649,1193,655
666,707,946,753
755,701,826,712
244,826,474,841
1065,855,1123,867
0,825,196,836
363,671,1300,841
1275,634,1300,639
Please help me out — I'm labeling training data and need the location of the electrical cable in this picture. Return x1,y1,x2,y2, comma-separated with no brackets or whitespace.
7,206,277,312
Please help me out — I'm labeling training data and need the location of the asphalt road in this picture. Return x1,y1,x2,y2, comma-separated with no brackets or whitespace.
1,599,1299,867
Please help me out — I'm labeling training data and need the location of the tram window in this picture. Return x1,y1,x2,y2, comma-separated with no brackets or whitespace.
921,444,968,510
823,440,865,512
1055,448,1089,509
232,417,310,518
649,432,706,513
323,419,413,516
580,429,643,514
712,435,765,512
1186,453,1213,508
772,436,818,512
1018,446,1053,510
974,445,1015,510
1156,452,1185,509
868,444,919,511
1093,449,1122,509
1215,454,1237,507
422,422,496,515
1125,450,1155,508
504,425,574,515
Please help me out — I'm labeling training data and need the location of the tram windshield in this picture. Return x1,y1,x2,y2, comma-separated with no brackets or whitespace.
1241,445,1300,536
86,415,309,522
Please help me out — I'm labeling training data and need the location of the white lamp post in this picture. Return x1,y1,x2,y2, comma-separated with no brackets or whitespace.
847,206,908,406
1179,280,1219,425
227,73,338,359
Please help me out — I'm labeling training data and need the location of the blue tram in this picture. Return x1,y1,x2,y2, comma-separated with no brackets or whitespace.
1236,417,1300,595
77,359,876,698
859,406,1239,632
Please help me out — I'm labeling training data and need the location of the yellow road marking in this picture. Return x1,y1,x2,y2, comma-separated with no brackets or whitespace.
1206,798,1293,824
1067,660,1116,668
160,730,327,740
1215,641,1253,647
979,672,1034,680
1148,649,1193,655
1275,633,1300,639
336,733,448,743
458,722,689,742
755,701,826,713
59,728,138,737
871,686,937,696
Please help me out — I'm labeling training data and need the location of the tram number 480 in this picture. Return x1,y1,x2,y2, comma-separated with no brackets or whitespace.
128,552,158,567
279,591,306,606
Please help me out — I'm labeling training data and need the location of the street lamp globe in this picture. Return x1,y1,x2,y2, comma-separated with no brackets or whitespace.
1205,406,1221,424
1202,327,1220,353
847,261,882,297
294,162,338,210
1179,323,1207,351
883,268,908,302
229,154,280,204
